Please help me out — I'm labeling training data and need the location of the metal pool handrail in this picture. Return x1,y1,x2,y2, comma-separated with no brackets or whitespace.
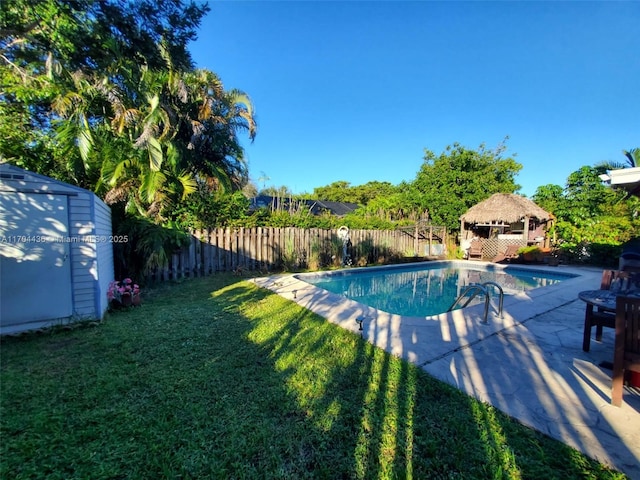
448,282,504,323
482,281,504,318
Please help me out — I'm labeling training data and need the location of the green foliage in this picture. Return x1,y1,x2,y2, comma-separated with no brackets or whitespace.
280,236,300,272
0,0,209,182
113,216,190,280
4,0,637,271
1,0,208,74
175,190,251,229
595,148,639,171
516,246,544,262
411,140,522,231
260,185,293,197
312,180,398,205
1,0,255,227
446,238,466,260
253,205,317,229
354,186,426,223
533,163,640,264
517,246,542,255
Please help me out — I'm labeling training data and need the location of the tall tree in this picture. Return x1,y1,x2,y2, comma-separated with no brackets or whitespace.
410,141,522,231
313,181,353,202
51,63,257,222
177,69,257,193
532,184,566,219
313,180,399,205
1,0,207,75
533,166,640,262
2,1,259,223
0,0,209,176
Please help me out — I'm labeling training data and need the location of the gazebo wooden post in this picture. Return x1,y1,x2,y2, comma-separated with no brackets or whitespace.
523,216,530,243
545,218,555,249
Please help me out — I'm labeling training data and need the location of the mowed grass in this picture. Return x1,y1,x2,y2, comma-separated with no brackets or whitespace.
0,274,628,479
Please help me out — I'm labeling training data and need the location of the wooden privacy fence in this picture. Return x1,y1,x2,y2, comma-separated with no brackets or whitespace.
149,226,447,281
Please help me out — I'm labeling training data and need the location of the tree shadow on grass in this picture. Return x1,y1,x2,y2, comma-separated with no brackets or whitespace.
0,275,627,479
222,280,625,478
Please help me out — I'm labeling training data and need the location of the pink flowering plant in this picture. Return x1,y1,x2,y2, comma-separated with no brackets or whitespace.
107,278,141,308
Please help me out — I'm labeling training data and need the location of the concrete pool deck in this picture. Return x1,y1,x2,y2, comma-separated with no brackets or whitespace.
251,262,640,479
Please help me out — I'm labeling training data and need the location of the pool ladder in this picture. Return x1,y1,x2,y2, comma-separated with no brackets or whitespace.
448,282,504,324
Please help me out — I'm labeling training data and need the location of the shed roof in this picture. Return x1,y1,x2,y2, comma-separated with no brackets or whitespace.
0,163,88,196
460,193,552,224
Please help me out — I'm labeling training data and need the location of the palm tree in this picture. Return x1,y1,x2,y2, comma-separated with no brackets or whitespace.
623,148,639,168
176,68,257,193
52,59,257,222
594,148,640,175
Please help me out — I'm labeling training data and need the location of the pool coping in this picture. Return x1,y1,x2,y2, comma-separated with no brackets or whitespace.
251,261,599,366
250,261,640,478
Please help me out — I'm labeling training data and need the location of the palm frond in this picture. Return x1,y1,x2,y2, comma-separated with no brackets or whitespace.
226,89,257,140
594,161,626,173
77,114,93,163
103,157,133,186
176,171,198,200
140,169,167,204
623,148,639,168
147,137,163,172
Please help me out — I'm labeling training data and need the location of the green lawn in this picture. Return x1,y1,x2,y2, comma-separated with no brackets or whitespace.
0,274,627,479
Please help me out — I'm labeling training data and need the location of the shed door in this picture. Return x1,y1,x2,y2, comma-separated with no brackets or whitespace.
0,192,73,327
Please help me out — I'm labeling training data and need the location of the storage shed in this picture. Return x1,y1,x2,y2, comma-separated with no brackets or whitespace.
0,164,114,334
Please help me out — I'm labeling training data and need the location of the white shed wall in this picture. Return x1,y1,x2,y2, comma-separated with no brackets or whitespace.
94,195,114,319
68,193,97,318
0,165,113,334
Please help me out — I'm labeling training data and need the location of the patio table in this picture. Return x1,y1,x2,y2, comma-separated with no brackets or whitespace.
579,288,640,311
578,289,640,351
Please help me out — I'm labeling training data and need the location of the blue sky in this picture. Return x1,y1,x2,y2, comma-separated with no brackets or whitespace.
190,1,640,197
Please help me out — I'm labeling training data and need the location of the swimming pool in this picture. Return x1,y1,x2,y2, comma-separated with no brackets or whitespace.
296,262,577,317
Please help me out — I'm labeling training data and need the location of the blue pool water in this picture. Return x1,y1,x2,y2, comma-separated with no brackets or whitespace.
297,262,576,317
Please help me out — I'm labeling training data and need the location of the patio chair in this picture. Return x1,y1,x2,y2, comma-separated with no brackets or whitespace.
611,295,640,406
582,270,633,352
492,244,520,263
619,237,640,271
467,240,483,260
601,269,635,291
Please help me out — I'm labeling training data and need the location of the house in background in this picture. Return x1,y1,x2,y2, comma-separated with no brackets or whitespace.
600,166,640,270
600,167,640,197
0,164,114,334
250,195,359,216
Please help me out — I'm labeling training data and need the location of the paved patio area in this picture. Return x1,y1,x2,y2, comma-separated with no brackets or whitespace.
252,262,640,479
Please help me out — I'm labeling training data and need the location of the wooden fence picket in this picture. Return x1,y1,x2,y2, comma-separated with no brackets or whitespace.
146,225,447,281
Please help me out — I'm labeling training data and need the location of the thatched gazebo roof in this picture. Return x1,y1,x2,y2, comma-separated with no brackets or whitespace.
460,193,552,224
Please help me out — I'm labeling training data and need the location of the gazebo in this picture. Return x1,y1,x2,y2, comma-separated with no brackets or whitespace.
460,193,554,259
